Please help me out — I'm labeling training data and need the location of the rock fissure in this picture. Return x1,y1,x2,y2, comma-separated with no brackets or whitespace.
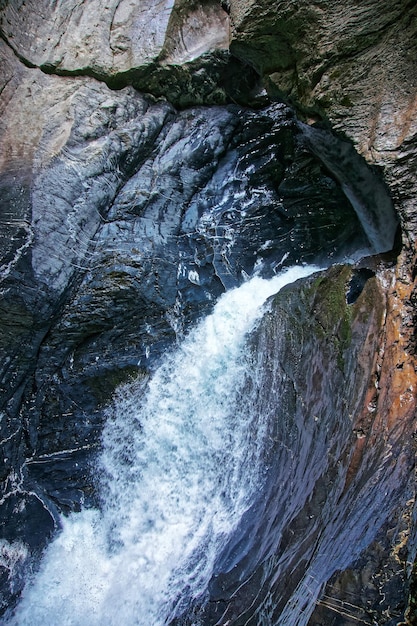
1,1,417,623
0,29,37,70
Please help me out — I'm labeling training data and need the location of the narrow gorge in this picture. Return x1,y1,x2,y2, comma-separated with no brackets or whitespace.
0,1,416,625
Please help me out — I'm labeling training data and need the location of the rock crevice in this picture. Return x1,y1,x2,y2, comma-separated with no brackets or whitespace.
0,1,416,623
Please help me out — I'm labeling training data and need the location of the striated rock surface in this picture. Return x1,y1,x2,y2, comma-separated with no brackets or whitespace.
227,2,417,620
1,33,394,614
0,0,229,72
179,264,414,625
0,0,416,623
229,1,417,150
0,0,257,107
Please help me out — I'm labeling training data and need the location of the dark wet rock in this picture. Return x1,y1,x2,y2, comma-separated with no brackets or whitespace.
1,1,416,623
0,491,57,615
1,34,400,612
346,268,375,304
226,5,417,616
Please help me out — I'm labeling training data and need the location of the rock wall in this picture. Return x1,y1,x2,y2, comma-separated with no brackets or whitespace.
0,0,416,623
226,1,417,622
0,0,257,107
195,266,414,625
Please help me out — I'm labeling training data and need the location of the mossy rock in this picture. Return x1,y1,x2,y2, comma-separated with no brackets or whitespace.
269,264,382,376
86,365,145,407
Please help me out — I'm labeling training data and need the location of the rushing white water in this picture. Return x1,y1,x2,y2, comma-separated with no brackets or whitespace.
8,265,319,626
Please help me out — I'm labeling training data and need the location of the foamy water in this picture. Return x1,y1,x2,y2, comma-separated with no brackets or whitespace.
7,265,319,626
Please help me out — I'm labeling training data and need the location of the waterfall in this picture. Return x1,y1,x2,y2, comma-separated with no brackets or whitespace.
7,265,320,626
